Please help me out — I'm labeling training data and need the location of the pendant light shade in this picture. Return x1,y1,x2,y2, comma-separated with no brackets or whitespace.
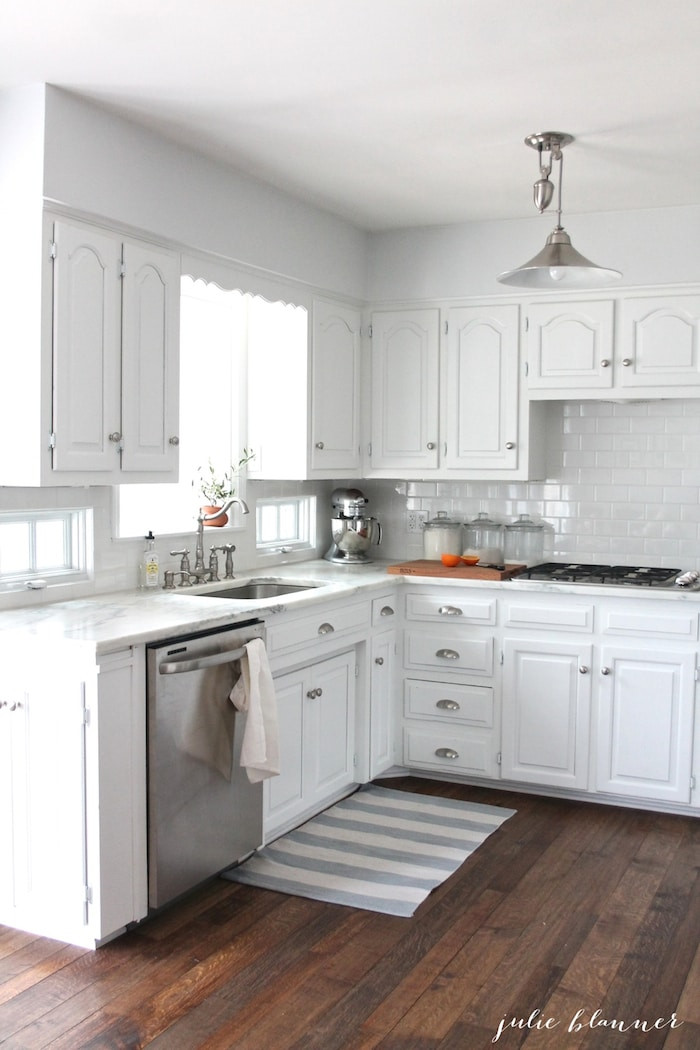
497,132,622,289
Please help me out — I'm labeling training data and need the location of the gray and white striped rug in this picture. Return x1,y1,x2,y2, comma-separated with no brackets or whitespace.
222,785,515,916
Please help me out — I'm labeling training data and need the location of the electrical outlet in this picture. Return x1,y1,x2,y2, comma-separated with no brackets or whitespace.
407,510,427,533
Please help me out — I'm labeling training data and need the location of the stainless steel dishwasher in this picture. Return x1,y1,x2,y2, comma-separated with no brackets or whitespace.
146,618,264,909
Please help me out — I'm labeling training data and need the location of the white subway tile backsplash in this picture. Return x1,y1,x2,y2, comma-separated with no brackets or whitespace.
365,400,700,569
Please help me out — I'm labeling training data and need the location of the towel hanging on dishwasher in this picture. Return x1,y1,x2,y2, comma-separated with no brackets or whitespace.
230,637,280,782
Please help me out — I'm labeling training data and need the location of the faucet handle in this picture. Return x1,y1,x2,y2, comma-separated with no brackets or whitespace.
170,548,191,572
211,544,236,578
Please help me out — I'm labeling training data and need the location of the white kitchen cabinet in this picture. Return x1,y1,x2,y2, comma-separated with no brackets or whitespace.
527,291,700,399
50,217,181,482
368,305,544,480
596,644,696,804
369,593,398,778
264,648,356,838
369,308,440,473
617,294,700,389
310,299,362,473
525,300,615,391
442,304,521,474
501,637,593,790
0,640,147,948
400,587,500,779
249,296,362,480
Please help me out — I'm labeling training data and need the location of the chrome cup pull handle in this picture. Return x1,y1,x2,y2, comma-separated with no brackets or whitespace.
436,699,460,711
435,747,459,760
436,648,460,660
318,622,335,635
438,606,463,616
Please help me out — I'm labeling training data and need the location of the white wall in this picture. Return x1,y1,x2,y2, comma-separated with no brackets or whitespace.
368,206,700,302
42,86,369,301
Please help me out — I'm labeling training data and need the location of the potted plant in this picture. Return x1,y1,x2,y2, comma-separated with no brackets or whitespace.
194,449,255,526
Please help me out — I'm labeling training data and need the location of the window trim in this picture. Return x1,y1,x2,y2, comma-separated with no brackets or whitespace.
255,496,315,553
0,508,92,591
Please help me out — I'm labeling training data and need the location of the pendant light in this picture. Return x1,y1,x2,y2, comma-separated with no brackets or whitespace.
497,132,622,289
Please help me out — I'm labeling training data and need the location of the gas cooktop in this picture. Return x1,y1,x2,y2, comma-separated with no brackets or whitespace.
511,563,700,589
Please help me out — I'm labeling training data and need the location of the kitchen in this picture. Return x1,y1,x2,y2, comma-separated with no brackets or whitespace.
3,2,700,1045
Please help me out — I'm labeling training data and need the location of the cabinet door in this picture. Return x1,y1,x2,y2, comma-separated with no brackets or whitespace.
370,309,439,471
310,299,361,473
305,650,356,807
120,240,180,475
0,649,90,942
596,646,695,803
369,630,395,777
619,295,700,388
502,637,592,789
443,305,519,472
526,301,614,390
264,668,305,832
52,220,122,473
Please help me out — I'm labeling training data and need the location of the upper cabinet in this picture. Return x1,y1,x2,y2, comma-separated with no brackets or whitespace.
51,219,180,482
368,306,545,480
249,296,362,480
0,213,181,487
526,300,615,391
526,292,700,399
310,300,362,474
369,309,440,473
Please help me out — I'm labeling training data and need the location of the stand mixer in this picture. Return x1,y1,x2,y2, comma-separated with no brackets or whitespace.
324,487,382,564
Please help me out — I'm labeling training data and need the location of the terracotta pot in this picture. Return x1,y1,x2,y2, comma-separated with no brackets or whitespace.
201,505,228,527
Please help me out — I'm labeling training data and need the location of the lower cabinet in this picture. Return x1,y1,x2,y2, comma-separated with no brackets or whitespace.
265,649,356,838
403,679,498,777
0,641,147,948
369,629,396,777
596,644,696,804
501,637,592,790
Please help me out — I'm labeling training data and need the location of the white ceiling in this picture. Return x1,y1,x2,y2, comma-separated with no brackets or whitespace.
3,0,700,231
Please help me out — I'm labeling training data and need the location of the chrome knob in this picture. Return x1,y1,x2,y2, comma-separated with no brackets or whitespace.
315,441,324,449
169,436,180,446
108,431,122,442
505,441,515,449
601,358,611,367
579,665,589,674
427,442,436,450
601,666,611,675
622,358,632,367
374,656,384,665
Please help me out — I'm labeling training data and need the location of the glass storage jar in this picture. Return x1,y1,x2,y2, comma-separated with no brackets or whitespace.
463,512,504,566
422,512,463,560
504,514,545,566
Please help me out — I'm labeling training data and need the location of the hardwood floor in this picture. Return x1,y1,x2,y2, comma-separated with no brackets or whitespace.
1,778,699,1049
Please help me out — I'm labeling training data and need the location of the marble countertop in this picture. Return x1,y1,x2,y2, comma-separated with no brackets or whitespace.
0,561,395,654
2,559,699,656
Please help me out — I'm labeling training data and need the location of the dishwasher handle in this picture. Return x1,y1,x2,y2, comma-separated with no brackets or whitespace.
159,645,247,675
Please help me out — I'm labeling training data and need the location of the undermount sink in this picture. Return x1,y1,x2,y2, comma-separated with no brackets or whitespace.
191,579,320,600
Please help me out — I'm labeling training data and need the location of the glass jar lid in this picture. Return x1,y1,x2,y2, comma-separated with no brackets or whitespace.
505,514,544,532
424,511,462,530
467,511,501,527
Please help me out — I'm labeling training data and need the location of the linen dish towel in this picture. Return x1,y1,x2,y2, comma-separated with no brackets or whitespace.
229,637,280,782
180,663,236,780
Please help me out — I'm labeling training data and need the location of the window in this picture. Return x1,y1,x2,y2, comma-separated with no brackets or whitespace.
256,497,315,552
118,277,249,537
0,509,91,589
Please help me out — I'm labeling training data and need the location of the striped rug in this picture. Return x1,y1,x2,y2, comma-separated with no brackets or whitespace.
222,785,515,917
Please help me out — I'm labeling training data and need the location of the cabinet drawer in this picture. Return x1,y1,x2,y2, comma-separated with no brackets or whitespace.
266,601,369,656
504,602,594,632
404,630,494,675
405,592,496,625
405,679,493,727
601,607,698,640
403,727,496,777
372,594,398,627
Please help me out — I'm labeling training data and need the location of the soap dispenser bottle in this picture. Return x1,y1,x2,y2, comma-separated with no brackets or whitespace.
141,531,160,589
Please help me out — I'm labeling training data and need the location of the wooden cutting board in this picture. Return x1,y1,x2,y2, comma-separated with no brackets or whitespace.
386,559,526,581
